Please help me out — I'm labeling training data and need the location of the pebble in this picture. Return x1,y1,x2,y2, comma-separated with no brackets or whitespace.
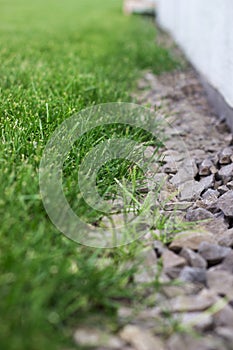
162,250,186,270
179,266,207,285
180,248,207,268
198,242,231,265
217,164,233,184
218,229,233,247
179,180,205,201
120,325,166,350
217,190,233,216
199,174,215,191
218,147,233,165
186,208,214,221
217,185,229,195
169,289,217,312
170,231,215,251
207,270,233,299
199,159,214,176
73,328,124,349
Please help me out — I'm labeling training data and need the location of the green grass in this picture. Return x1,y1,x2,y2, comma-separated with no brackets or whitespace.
0,0,181,349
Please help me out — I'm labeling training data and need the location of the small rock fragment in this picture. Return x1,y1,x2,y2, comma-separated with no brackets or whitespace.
179,180,205,201
170,231,216,251
179,266,207,285
217,185,228,195
162,250,186,270
199,174,215,190
73,328,124,349
120,325,166,350
199,159,214,176
169,289,217,312
218,228,233,247
186,208,214,221
207,270,233,299
198,242,231,265
218,164,233,184
217,190,233,216
218,147,233,165
180,248,207,268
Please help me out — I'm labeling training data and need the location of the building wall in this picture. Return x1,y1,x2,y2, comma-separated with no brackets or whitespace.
156,0,233,112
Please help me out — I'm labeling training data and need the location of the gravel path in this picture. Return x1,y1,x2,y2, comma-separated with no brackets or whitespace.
73,68,233,350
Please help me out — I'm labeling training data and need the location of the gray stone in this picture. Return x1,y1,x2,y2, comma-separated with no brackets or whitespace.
171,169,194,187
164,201,193,211
215,327,233,343
169,289,218,312
199,159,214,176
179,266,207,285
218,229,233,247
170,231,216,251
153,240,166,258
200,174,215,191
179,180,205,201
217,190,233,216
218,164,233,184
218,185,229,195
180,248,207,268
207,270,233,299
120,325,166,350
167,333,226,350
198,242,231,264
174,312,213,331
218,147,233,165
213,303,233,327
202,189,220,200
227,180,233,189
73,328,124,349
162,250,186,270
186,208,214,221
221,251,233,273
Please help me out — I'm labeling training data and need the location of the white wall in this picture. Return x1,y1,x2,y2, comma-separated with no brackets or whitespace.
156,0,233,108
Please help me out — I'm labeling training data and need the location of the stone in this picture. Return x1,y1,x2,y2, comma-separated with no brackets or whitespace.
170,169,193,187
213,303,233,327
169,289,218,312
153,240,166,258
217,185,229,195
174,312,213,331
169,231,216,251
199,174,215,191
179,266,207,285
207,270,233,299
218,147,233,165
198,242,231,265
162,250,186,270
120,325,166,350
73,328,124,349
167,333,226,350
162,162,178,174
186,208,214,221
180,248,207,268
215,327,233,343
227,180,233,189
218,229,233,247
221,251,233,273
202,189,219,200
179,180,205,201
199,159,214,176
217,190,233,216
217,164,233,184
164,201,193,211
134,248,158,284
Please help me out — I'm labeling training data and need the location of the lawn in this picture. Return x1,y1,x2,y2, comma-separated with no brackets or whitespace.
0,1,180,349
